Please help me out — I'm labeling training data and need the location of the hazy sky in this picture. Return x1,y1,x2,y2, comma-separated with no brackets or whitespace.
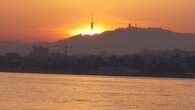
0,0,195,42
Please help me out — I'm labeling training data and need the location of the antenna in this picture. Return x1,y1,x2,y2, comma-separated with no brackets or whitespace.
91,15,94,30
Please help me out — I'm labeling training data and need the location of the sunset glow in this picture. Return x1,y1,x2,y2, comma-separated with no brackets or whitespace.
0,0,195,42
69,25,107,36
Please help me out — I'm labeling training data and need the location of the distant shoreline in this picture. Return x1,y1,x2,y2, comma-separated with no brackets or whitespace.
1,70,195,79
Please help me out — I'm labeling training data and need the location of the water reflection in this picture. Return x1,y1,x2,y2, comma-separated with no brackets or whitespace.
0,72,195,110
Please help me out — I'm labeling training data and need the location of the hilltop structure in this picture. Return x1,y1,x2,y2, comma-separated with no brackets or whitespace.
91,16,94,30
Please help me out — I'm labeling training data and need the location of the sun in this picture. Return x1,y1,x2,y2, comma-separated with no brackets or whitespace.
69,25,106,36
77,27,104,35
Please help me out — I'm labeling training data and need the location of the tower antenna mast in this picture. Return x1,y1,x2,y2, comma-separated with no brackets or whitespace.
91,15,94,30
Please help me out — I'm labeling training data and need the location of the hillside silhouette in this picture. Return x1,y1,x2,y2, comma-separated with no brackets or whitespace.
55,27,195,55
0,27,195,55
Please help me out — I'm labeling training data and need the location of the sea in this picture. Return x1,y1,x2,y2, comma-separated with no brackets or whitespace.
0,72,195,110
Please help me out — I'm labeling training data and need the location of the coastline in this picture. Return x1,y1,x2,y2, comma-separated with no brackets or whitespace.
1,70,195,79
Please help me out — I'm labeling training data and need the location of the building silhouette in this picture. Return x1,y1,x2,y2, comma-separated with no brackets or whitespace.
29,46,49,58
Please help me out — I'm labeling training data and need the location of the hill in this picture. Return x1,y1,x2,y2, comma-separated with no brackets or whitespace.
0,27,195,56
54,27,195,55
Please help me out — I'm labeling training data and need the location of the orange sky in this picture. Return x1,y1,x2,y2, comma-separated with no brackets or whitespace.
0,0,195,42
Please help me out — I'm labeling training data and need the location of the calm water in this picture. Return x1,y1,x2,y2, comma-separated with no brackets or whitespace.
0,72,195,110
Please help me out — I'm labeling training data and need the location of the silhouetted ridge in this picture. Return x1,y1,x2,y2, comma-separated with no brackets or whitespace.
54,27,195,55
0,27,195,56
